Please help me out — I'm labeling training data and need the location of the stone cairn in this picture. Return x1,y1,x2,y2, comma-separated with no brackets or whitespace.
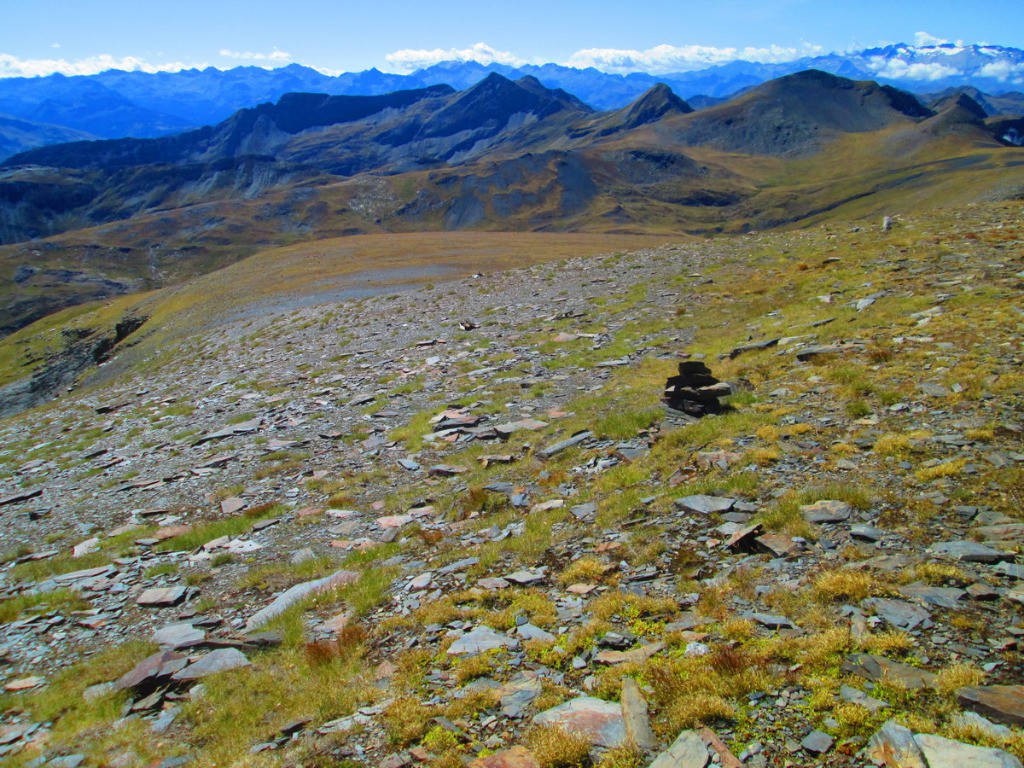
663,360,732,418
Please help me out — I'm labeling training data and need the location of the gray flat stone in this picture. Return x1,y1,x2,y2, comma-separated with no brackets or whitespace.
801,500,852,523
53,565,116,584
538,431,593,458
930,541,1013,563
494,419,547,437
477,577,510,590
47,757,86,768
114,650,188,691
171,648,251,681
516,623,555,642
801,729,834,755
498,676,542,719
862,598,932,630
743,611,796,629
649,728,709,768
504,570,545,585
994,562,1024,580
864,720,925,768
137,586,188,607
620,677,657,751
898,585,965,609
151,623,206,650
851,525,884,542
840,684,889,712
674,494,736,515
447,626,519,656
245,569,358,631
953,712,1013,740
915,733,1023,768
842,654,937,690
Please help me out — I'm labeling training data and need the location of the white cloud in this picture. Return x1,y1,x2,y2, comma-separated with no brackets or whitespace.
914,31,950,47
979,60,1024,83
218,48,292,63
384,42,526,73
564,43,822,74
867,57,960,81
0,52,207,78
383,41,824,76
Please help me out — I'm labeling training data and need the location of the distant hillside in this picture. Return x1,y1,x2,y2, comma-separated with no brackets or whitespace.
0,115,97,160
663,70,934,155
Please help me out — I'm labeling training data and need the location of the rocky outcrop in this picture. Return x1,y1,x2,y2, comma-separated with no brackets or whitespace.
0,313,147,418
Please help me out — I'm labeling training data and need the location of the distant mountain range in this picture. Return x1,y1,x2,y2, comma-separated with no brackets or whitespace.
2,42,1024,160
1,65,1022,336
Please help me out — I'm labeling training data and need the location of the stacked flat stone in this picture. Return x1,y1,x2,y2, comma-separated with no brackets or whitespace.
663,361,732,417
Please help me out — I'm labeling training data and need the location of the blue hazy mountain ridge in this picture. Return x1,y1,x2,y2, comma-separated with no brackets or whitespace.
2,42,1024,160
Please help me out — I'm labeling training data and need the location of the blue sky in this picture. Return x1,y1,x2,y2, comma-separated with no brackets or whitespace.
2,0,1023,78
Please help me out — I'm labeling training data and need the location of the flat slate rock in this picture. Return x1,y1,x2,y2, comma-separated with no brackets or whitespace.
743,611,796,629
171,648,251,681
993,562,1024,580
800,499,852,523
194,419,260,444
152,623,206,650
898,585,965,609
915,733,1023,768
842,653,937,690
929,541,1013,563
620,677,657,751
674,494,736,515
956,685,1024,727
494,419,547,436
477,577,510,590
504,570,545,585
755,532,801,558
516,623,555,642
0,488,43,506
532,696,625,748
538,431,593,458
114,650,187,691
864,721,926,768
447,626,519,656
648,728,709,768
137,586,188,607
801,729,834,754
245,569,358,631
469,746,541,768
862,597,932,630
840,684,889,712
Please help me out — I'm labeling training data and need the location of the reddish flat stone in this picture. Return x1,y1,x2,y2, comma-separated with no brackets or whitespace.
220,497,246,515
533,696,625,748
4,676,45,691
469,746,541,768
957,685,1024,727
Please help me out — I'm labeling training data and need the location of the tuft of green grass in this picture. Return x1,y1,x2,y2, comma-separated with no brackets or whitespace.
155,503,285,552
0,589,88,624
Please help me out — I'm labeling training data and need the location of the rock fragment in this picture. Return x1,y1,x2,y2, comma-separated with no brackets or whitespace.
244,569,358,631
649,729,709,768
532,696,625,748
